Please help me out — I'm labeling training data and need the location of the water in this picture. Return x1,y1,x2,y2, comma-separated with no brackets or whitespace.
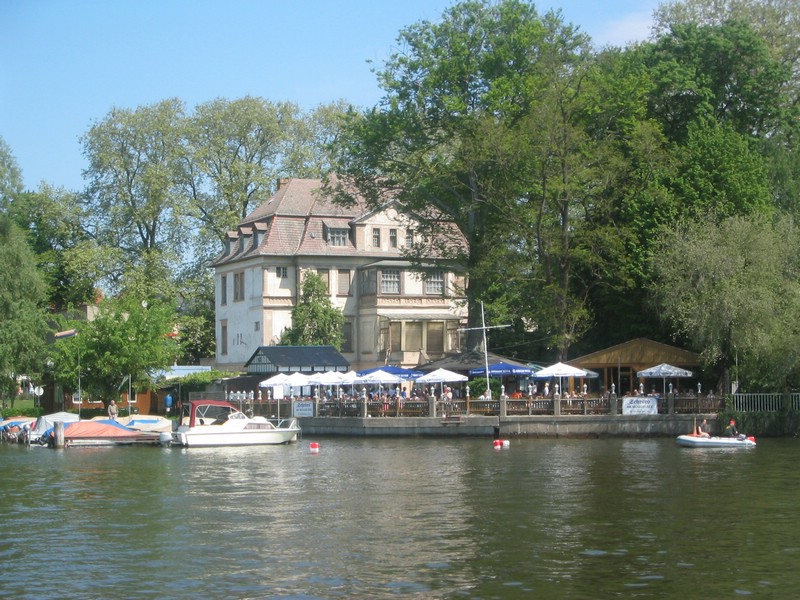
1,437,798,599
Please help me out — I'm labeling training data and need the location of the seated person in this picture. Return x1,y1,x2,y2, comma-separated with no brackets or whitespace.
696,418,711,438
722,419,739,437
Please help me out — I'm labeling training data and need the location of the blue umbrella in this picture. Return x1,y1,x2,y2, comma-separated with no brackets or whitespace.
468,362,533,377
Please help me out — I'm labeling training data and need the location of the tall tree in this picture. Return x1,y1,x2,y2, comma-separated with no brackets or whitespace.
650,213,800,391
82,98,189,295
182,96,298,254
0,215,49,399
329,0,605,356
280,272,344,349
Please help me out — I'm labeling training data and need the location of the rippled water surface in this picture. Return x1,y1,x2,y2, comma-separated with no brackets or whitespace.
1,436,798,599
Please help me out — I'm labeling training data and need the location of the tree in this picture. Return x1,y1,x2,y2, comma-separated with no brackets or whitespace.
49,295,180,405
4,185,99,309
182,96,298,254
0,215,50,402
329,0,608,357
650,213,800,391
82,98,190,295
0,135,23,203
280,272,344,349
653,0,800,106
639,20,791,143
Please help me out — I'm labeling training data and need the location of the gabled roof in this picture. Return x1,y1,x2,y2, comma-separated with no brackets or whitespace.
244,345,350,374
568,338,699,370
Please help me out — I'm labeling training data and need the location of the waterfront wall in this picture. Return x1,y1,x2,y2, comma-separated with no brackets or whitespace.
299,414,711,438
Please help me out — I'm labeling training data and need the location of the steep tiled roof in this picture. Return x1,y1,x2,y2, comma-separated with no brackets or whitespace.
215,178,377,265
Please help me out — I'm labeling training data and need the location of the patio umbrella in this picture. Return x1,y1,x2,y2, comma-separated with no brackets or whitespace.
637,363,693,395
533,362,588,378
415,368,468,384
468,362,533,377
354,370,404,385
259,373,291,387
416,368,468,400
356,365,424,380
307,371,345,385
534,362,588,397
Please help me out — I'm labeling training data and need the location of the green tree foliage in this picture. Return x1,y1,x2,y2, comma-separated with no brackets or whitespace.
650,213,800,391
329,0,621,358
280,272,344,349
183,96,297,249
653,0,800,106
0,215,50,398
4,185,99,309
49,296,180,405
640,20,790,142
0,135,23,201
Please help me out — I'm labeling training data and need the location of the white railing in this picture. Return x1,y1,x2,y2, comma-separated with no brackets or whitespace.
733,393,800,412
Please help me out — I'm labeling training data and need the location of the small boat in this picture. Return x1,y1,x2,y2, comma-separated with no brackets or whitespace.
170,400,300,447
676,433,756,448
49,420,163,447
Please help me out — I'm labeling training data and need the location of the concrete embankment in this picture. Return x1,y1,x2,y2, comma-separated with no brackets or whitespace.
298,414,710,438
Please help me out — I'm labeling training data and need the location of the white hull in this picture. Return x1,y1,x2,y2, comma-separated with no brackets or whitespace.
172,415,300,447
676,434,756,448
173,427,299,447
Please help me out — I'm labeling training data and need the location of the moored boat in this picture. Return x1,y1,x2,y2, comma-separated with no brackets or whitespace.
54,420,163,447
675,433,756,448
171,400,300,447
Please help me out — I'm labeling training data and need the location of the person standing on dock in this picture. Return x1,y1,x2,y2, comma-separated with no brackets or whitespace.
108,399,119,420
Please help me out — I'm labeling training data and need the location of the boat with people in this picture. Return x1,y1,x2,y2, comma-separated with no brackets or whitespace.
675,433,756,448
170,399,300,447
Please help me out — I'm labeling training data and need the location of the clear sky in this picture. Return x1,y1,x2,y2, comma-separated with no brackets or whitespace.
1,0,658,192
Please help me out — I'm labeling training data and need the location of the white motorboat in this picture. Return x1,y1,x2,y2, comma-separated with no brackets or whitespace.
171,400,300,447
675,433,756,448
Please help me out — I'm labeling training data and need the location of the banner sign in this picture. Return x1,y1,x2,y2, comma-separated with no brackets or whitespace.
293,400,314,417
622,396,658,415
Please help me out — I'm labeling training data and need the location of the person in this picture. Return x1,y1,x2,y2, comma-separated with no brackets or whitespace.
723,419,738,437
108,399,119,420
696,418,710,438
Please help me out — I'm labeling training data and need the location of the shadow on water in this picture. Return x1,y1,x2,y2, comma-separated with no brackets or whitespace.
0,437,798,598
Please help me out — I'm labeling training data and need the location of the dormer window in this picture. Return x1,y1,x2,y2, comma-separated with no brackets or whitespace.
328,228,349,247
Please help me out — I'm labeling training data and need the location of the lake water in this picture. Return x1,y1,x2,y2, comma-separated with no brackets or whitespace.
1,436,798,599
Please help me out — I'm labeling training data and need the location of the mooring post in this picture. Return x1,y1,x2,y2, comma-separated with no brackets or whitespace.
53,421,65,448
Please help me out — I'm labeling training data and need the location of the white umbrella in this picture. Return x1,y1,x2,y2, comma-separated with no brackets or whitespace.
259,373,291,387
637,363,693,395
355,369,404,385
534,362,588,378
307,371,345,385
339,370,360,385
416,368,468,383
416,368,468,404
534,362,588,398
637,363,693,378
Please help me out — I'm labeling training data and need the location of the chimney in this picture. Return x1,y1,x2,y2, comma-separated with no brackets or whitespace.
277,177,290,191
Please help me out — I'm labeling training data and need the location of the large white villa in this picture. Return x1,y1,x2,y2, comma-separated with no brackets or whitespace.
212,178,467,371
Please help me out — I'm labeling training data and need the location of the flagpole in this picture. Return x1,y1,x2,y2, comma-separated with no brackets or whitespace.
459,302,510,400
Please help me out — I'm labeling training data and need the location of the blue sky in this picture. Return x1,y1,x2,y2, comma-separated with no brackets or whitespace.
1,0,658,192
